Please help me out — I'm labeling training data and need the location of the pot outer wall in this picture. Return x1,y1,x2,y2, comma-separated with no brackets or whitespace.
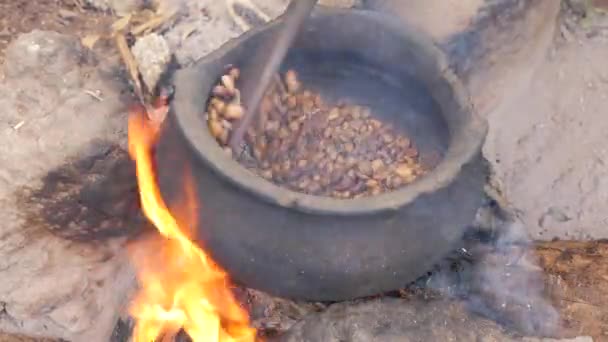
156,116,488,301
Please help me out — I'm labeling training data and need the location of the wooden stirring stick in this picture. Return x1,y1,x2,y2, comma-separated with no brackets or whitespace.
228,0,319,153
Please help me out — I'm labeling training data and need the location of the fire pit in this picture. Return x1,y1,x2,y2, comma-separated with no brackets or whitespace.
156,7,488,301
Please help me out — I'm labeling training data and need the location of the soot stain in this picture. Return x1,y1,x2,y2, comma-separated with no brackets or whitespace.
442,0,537,80
15,140,148,242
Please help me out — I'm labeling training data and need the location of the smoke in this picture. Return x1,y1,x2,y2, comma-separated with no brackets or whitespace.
421,203,560,337
466,220,560,336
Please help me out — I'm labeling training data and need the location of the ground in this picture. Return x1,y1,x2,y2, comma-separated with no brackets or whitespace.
0,0,112,70
0,0,608,341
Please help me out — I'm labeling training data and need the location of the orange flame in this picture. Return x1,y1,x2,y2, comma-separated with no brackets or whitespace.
127,106,256,342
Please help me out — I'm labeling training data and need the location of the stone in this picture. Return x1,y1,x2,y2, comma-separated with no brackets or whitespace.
131,33,171,93
242,288,321,333
482,42,608,241
0,31,138,341
162,0,364,67
361,1,608,241
161,1,242,67
280,299,592,341
281,299,522,342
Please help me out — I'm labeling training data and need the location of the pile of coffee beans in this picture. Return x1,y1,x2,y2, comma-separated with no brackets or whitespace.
205,66,427,199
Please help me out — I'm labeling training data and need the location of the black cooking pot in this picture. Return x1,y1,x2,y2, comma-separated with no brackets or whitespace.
156,7,489,301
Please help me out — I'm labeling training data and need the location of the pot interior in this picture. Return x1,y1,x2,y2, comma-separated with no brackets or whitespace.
212,12,451,171
278,50,449,161
174,9,479,213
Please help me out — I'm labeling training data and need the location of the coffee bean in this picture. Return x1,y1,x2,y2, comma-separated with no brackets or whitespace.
285,70,300,93
371,159,385,174
395,164,414,178
288,120,300,132
218,129,229,145
396,137,411,148
205,69,428,199
404,147,419,158
210,97,226,114
328,108,340,121
212,85,233,98
357,161,373,177
286,95,298,109
208,108,219,121
208,119,223,139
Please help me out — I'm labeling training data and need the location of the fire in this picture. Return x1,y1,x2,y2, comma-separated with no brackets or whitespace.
127,105,256,342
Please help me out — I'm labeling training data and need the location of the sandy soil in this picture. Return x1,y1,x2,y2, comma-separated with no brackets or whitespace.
0,0,111,70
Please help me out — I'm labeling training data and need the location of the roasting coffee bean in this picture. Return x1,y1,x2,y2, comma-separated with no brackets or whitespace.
204,68,428,199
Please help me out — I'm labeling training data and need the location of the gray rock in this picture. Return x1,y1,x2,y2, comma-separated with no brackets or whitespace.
162,0,242,67
281,299,593,342
361,1,608,241
482,42,608,241
281,299,520,342
131,33,171,92
0,31,137,341
162,0,363,67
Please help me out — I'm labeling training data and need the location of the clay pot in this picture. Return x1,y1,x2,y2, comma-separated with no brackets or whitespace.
156,7,488,301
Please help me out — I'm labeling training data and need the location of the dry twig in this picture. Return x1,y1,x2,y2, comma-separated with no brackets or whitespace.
226,0,272,31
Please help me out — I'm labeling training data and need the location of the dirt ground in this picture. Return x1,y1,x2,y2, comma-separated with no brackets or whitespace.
539,240,608,339
0,0,607,341
0,0,112,69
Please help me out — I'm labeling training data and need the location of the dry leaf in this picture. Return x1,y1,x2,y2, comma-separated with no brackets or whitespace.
81,34,101,50
111,13,133,33
131,8,156,25
131,13,172,36
115,33,143,102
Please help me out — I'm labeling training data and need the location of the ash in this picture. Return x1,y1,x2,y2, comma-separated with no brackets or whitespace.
421,201,561,337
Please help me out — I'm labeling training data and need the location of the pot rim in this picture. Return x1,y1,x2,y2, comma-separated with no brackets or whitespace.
171,6,488,216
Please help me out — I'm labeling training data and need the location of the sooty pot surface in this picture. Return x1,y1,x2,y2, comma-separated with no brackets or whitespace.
156,7,489,301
